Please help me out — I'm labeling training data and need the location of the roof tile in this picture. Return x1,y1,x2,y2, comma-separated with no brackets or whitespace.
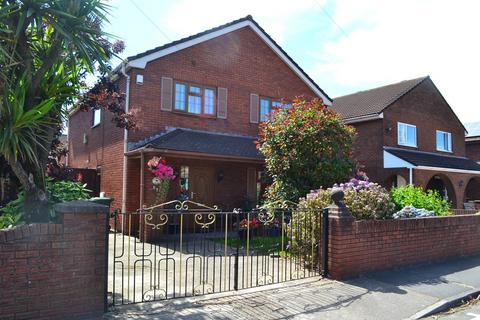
332,77,428,120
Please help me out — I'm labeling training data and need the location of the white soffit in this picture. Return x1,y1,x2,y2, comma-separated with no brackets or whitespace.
127,20,331,105
383,150,414,169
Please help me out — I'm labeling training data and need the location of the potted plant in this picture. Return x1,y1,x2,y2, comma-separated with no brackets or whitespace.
265,218,281,237
238,217,259,240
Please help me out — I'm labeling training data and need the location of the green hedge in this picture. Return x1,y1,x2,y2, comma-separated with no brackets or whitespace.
390,185,450,216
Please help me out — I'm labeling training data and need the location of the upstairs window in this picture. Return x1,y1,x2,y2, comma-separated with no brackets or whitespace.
398,122,417,147
92,107,101,127
260,97,281,122
436,130,452,152
174,81,216,116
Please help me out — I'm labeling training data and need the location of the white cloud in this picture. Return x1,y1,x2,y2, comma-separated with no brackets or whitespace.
312,0,480,122
162,0,323,45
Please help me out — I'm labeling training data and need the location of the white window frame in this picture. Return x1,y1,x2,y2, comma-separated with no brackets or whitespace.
259,97,281,122
173,81,216,116
436,130,452,152
92,108,101,127
397,122,417,147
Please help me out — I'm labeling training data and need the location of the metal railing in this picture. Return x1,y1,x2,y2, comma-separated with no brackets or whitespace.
107,200,328,306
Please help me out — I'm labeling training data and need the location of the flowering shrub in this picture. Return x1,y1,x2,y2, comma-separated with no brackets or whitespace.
301,178,396,220
257,98,356,203
390,185,450,216
393,206,435,219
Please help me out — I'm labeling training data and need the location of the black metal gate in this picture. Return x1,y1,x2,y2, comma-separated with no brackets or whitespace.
107,200,328,307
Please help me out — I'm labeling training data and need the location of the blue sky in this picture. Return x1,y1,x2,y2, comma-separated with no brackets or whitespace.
105,0,480,123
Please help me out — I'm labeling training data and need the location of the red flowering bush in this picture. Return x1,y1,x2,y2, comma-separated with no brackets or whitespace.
239,217,259,229
257,98,356,203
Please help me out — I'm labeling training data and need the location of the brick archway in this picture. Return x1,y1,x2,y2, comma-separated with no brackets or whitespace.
385,173,408,189
425,173,457,208
465,177,480,204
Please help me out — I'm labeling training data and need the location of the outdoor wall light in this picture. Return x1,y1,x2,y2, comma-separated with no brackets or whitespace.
217,170,224,182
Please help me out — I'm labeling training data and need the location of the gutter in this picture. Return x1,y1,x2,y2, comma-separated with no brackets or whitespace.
121,62,131,213
342,113,384,124
125,147,265,163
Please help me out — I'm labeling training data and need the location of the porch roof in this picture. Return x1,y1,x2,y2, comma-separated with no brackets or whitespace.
384,147,480,173
129,128,264,160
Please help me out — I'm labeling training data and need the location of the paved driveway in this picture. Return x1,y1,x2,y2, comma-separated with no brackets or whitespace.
108,232,318,306
105,255,480,320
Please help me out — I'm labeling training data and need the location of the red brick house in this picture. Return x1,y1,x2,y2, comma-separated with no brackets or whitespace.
332,76,480,209
67,16,331,213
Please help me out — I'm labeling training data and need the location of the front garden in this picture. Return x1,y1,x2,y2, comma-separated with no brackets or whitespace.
256,97,462,221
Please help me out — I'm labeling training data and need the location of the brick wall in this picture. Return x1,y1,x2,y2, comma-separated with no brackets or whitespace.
68,76,126,210
0,201,108,319
328,214,480,279
382,78,466,156
350,119,384,183
127,26,316,142
466,140,480,161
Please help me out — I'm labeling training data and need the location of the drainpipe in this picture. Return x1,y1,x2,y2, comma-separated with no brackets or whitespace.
121,62,130,213
409,167,413,185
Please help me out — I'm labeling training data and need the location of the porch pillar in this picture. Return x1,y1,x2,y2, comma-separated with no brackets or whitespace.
140,151,144,209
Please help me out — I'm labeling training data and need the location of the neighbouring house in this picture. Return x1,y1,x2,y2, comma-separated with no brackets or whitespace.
466,122,480,162
332,76,480,209
67,15,331,215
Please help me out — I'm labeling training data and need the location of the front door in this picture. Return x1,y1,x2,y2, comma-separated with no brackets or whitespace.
189,167,215,206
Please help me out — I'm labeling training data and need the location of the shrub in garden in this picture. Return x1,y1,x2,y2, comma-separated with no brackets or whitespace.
390,185,450,216
292,179,394,268
337,179,396,220
300,179,395,220
0,178,91,229
257,98,356,203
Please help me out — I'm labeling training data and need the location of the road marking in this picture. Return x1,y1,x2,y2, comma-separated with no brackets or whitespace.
466,312,480,320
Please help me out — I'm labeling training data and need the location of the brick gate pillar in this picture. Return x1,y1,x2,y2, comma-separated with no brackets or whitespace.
53,201,110,318
327,189,355,280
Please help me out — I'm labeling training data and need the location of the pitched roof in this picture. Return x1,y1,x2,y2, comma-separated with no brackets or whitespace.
129,128,263,160
465,122,480,138
332,77,428,120
384,147,480,172
121,15,331,104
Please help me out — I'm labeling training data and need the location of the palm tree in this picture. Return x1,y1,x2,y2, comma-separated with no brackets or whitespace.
0,0,124,222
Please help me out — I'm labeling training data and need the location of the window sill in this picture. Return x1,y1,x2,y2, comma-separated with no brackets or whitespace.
171,110,217,119
397,143,417,148
436,149,453,153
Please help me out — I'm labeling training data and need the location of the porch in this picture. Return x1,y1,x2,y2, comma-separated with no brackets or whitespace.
383,147,480,209
123,128,265,237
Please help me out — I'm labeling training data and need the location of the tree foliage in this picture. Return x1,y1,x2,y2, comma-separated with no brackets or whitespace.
257,98,356,203
0,0,129,222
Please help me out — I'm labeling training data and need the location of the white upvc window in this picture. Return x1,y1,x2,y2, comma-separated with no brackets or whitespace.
92,108,101,127
260,97,283,122
397,122,417,147
174,81,216,116
436,130,452,152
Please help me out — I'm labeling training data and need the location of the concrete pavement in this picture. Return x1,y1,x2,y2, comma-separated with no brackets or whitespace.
104,255,480,320
432,303,480,320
